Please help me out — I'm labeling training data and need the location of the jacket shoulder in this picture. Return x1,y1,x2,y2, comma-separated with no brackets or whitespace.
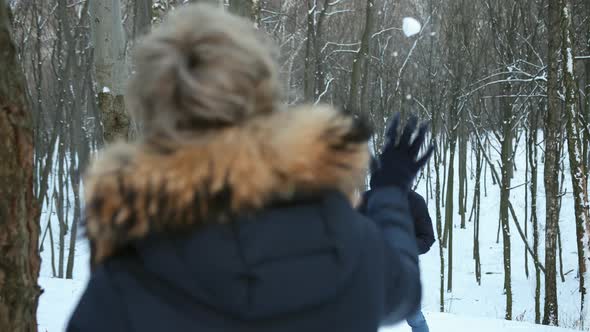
67,265,129,332
408,190,427,207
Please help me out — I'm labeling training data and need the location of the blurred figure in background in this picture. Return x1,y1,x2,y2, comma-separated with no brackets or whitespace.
359,115,435,332
406,190,435,332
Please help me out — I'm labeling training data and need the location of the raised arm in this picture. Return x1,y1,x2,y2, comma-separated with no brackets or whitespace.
358,113,434,324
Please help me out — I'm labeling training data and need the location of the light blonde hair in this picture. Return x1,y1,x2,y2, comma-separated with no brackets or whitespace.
126,3,280,140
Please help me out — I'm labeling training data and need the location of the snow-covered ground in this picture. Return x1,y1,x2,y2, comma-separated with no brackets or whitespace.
36,133,586,331
37,276,578,332
37,239,90,331
38,276,88,332
414,136,582,329
383,312,577,331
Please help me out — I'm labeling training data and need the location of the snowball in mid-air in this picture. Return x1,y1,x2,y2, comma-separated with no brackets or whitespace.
402,17,421,37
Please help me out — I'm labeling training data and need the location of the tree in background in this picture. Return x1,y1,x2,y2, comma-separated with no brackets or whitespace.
90,0,130,143
134,0,153,37
229,0,260,25
561,0,590,326
543,0,563,325
0,2,41,330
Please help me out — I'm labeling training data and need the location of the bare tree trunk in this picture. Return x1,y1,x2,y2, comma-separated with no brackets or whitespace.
472,143,482,285
303,0,316,102
66,137,81,279
90,0,130,144
555,150,566,284
133,0,153,39
528,109,541,324
557,212,566,283
524,126,529,279
48,212,57,278
561,0,590,323
483,147,488,197
424,1,445,310
347,0,374,114
584,3,590,326
228,0,259,24
445,138,456,292
433,132,445,312
0,3,41,330
459,120,467,229
543,0,562,325
585,8,590,180
499,86,513,320
56,141,66,278
312,0,331,103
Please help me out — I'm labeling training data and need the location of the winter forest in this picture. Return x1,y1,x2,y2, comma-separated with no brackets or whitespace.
0,0,589,331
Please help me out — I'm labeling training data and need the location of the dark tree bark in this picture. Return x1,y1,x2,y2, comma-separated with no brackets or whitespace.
444,133,456,292
90,0,129,144
303,0,315,101
302,0,331,103
561,0,590,319
347,0,375,114
432,123,445,312
472,143,482,285
528,108,541,324
56,138,66,278
458,120,468,229
499,87,513,320
525,126,529,279
228,0,259,25
133,0,153,39
543,0,562,325
585,0,590,174
0,3,41,331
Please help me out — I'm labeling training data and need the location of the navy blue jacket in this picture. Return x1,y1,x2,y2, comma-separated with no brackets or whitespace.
408,191,435,255
360,190,434,255
68,188,420,332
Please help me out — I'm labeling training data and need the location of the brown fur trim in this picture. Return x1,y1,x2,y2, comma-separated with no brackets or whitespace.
84,105,371,264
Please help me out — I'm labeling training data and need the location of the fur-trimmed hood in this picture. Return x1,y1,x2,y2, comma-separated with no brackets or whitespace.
84,106,371,265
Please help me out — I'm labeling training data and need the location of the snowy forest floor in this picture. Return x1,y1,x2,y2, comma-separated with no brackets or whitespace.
36,134,586,331
413,136,583,329
37,275,577,332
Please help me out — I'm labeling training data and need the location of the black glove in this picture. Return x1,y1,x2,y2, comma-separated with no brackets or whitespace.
370,113,434,191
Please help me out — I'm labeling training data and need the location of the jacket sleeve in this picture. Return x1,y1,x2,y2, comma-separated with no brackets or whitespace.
360,187,421,325
67,267,128,332
411,193,436,255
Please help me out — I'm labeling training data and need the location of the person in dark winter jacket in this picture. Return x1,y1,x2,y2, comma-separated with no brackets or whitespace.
408,190,435,255
359,127,435,332
360,189,434,255
405,190,435,332
67,4,433,332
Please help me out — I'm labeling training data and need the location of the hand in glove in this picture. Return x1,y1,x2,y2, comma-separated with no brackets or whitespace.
369,113,434,191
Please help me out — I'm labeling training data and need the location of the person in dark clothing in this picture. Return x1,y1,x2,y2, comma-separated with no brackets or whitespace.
359,120,435,332
360,189,434,332
67,4,433,332
406,190,435,332
408,190,435,255
363,189,434,254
